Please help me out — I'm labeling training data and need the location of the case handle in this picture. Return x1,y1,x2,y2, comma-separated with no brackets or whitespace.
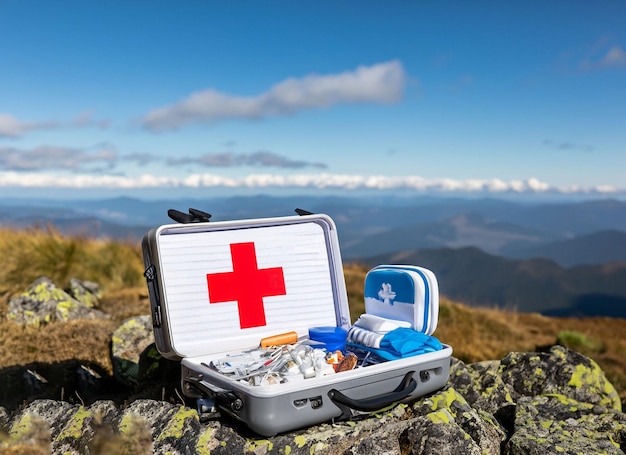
168,208,212,224
327,371,417,413
143,264,162,328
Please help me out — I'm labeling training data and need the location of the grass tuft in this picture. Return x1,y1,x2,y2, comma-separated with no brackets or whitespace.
557,330,606,355
0,226,144,295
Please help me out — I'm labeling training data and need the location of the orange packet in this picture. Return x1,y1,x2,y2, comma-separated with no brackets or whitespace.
260,331,298,348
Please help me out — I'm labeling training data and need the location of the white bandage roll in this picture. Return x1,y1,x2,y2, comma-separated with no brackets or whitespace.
352,314,411,333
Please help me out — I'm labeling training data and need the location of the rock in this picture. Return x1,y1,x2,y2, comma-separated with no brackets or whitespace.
110,315,179,390
411,387,506,453
120,400,203,454
399,413,484,455
69,278,101,308
6,411,52,454
0,346,624,454
7,277,109,326
0,405,9,430
499,345,622,411
9,400,73,453
448,358,515,416
505,395,626,454
111,315,156,388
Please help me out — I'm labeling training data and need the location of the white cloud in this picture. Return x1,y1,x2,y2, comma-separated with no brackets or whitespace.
0,114,58,138
0,145,118,171
0,112,108,138
0,171,621,195
0,172,176,189
141,60,407,131
0,114,28,138
167,151,327,169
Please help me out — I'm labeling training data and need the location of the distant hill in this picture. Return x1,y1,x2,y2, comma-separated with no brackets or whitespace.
0,210,149,241
503,230,626,267
355,247,626,318
340,213,555,259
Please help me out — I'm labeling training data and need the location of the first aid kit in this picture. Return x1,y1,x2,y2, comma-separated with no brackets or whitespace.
142,209,452,436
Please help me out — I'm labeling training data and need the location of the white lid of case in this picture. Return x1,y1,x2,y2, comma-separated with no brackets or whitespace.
364,265,439,335
154,214,350,358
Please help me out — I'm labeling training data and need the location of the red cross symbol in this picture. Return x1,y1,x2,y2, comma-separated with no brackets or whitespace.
206,242,286,329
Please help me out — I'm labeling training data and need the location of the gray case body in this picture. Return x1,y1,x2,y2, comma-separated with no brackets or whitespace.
142,213,452,436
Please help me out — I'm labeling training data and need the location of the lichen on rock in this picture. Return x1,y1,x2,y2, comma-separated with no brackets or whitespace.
505,394,626,455
499,345,621,411
69,277,101,308
448,357,516,420
110,315,157,387
7,276,108,326
412,387,506,453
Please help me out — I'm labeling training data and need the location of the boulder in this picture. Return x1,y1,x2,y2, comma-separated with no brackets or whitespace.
7,277,108,326
448,358,515,417
111,315,155,387
505,395,626,454
110,315,178,389
499,345,622,411
411,387,506,453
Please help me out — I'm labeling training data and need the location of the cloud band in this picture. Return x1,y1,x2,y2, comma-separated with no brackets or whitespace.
0,171,620,195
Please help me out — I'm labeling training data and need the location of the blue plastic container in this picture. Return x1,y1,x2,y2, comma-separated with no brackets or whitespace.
308,326,348,352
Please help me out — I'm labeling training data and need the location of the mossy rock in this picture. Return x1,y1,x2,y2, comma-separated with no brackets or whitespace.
412,387,506,453
449,358,515,417
111,315,155,387
505,394,626,454
110,315,179,390
69,277,101,309
499,345,621,411
7,277,108,326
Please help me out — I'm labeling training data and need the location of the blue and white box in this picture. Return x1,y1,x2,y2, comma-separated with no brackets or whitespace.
364,265,439,335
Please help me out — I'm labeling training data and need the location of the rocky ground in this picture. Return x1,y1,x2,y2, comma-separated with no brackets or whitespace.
1,278,625,454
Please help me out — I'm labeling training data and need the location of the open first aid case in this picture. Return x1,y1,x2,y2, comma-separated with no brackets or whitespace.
142,210,452,436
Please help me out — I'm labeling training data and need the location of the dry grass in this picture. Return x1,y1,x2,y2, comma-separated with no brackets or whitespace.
0,318,119,373
0,226,145,296
0,230,624,406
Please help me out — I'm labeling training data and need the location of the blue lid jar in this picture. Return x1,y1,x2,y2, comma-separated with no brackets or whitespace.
308,326,348,352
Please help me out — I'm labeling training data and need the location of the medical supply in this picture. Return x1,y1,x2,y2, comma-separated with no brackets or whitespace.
205,336,371,387
348,327,443,361
308,326,348,352
335,352,358,372
347,313,412,349
352,314,411,333
260,331,298,348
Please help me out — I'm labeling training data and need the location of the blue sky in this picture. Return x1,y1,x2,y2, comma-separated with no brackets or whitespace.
1,1,625,199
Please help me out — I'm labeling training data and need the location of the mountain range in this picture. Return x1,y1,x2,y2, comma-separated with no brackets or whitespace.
359,246,626,318
1,195,625,317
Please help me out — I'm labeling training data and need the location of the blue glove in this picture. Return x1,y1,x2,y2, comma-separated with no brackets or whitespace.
347,327,442,361
379,328,442,358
